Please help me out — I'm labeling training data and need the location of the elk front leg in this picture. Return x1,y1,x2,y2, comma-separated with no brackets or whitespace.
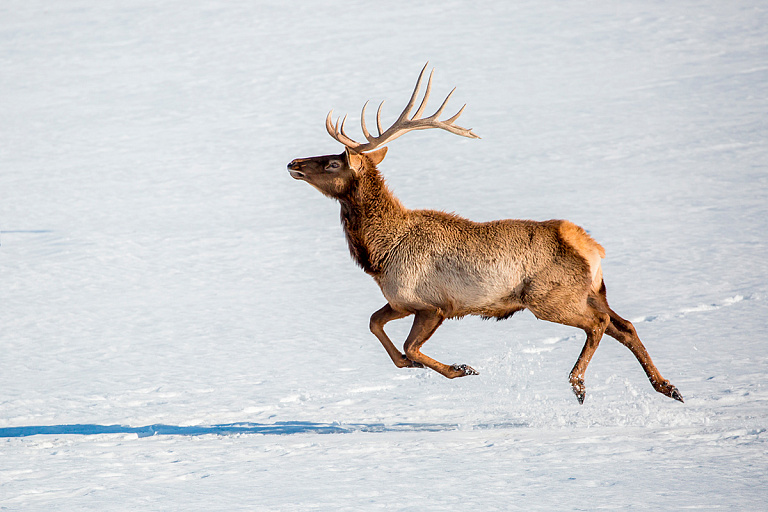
403,310,478,379
370,304,423,368
569,319,608,405
531,300,610,404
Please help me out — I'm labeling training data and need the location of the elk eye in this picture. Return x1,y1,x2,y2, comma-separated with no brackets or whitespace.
326,160,341,171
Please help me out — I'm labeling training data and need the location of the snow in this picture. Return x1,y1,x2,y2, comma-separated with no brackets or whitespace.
1,0,767,510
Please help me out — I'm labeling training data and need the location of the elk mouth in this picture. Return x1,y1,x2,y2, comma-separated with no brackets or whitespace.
287,161,306,180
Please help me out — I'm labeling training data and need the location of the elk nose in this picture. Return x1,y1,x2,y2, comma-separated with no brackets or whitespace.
287,160,306,179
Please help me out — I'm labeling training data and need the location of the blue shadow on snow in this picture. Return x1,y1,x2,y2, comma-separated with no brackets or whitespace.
0,421,467,438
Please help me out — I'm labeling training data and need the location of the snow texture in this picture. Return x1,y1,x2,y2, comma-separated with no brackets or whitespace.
1,0,767,510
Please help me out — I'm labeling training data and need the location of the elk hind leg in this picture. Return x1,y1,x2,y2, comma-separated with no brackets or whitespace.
605,307,683,402
370,304,423,369
403,310,478,379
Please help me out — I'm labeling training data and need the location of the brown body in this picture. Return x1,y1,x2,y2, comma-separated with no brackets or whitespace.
287,64,682,403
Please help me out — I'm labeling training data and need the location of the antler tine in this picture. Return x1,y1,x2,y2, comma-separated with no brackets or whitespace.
326,110,361,148
444,104,480,139
340,114,372,147
397,62,431,123
445,103,467,125
325,110,340,142
425,87,456,121
325,109,334,136
360,101,373,142
376,101,385,136
339,114,350,140
418,84,480,139
411,68,434,121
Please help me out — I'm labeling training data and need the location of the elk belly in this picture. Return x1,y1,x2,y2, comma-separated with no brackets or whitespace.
376,259,526,318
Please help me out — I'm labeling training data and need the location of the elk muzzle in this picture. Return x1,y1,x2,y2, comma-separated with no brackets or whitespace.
287,159,306,179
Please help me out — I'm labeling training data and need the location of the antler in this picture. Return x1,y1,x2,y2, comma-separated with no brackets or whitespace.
326,63,480,153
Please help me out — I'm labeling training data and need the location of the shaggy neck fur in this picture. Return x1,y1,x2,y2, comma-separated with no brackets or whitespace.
337,161,407,275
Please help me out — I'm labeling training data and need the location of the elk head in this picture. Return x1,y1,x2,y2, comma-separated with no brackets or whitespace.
287,147,388,199
287,62,480,197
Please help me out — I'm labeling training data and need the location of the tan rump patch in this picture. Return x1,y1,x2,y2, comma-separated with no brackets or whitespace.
558,221,605,292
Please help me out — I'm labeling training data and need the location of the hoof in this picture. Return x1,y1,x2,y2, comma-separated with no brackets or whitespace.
570,377,586,404
451,364,478,376
668,386,684,403
657,380,684,403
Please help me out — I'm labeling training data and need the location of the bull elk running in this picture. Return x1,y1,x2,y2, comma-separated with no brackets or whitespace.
287,63,683,404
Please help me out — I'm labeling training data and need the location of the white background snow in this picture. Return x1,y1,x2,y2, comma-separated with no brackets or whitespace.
2,0,767,510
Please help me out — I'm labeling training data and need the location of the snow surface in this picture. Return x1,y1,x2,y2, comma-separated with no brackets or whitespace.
1,0,767,510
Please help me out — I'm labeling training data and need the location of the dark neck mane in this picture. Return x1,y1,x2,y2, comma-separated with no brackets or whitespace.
338,165,406,275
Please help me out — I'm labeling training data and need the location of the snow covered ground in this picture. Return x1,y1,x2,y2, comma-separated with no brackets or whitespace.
1,0,767,509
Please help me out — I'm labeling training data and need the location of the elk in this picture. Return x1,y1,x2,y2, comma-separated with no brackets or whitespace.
287,64,683,404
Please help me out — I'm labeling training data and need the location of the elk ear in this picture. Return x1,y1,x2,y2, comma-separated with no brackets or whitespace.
365,147,388,166
344,147,364,171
